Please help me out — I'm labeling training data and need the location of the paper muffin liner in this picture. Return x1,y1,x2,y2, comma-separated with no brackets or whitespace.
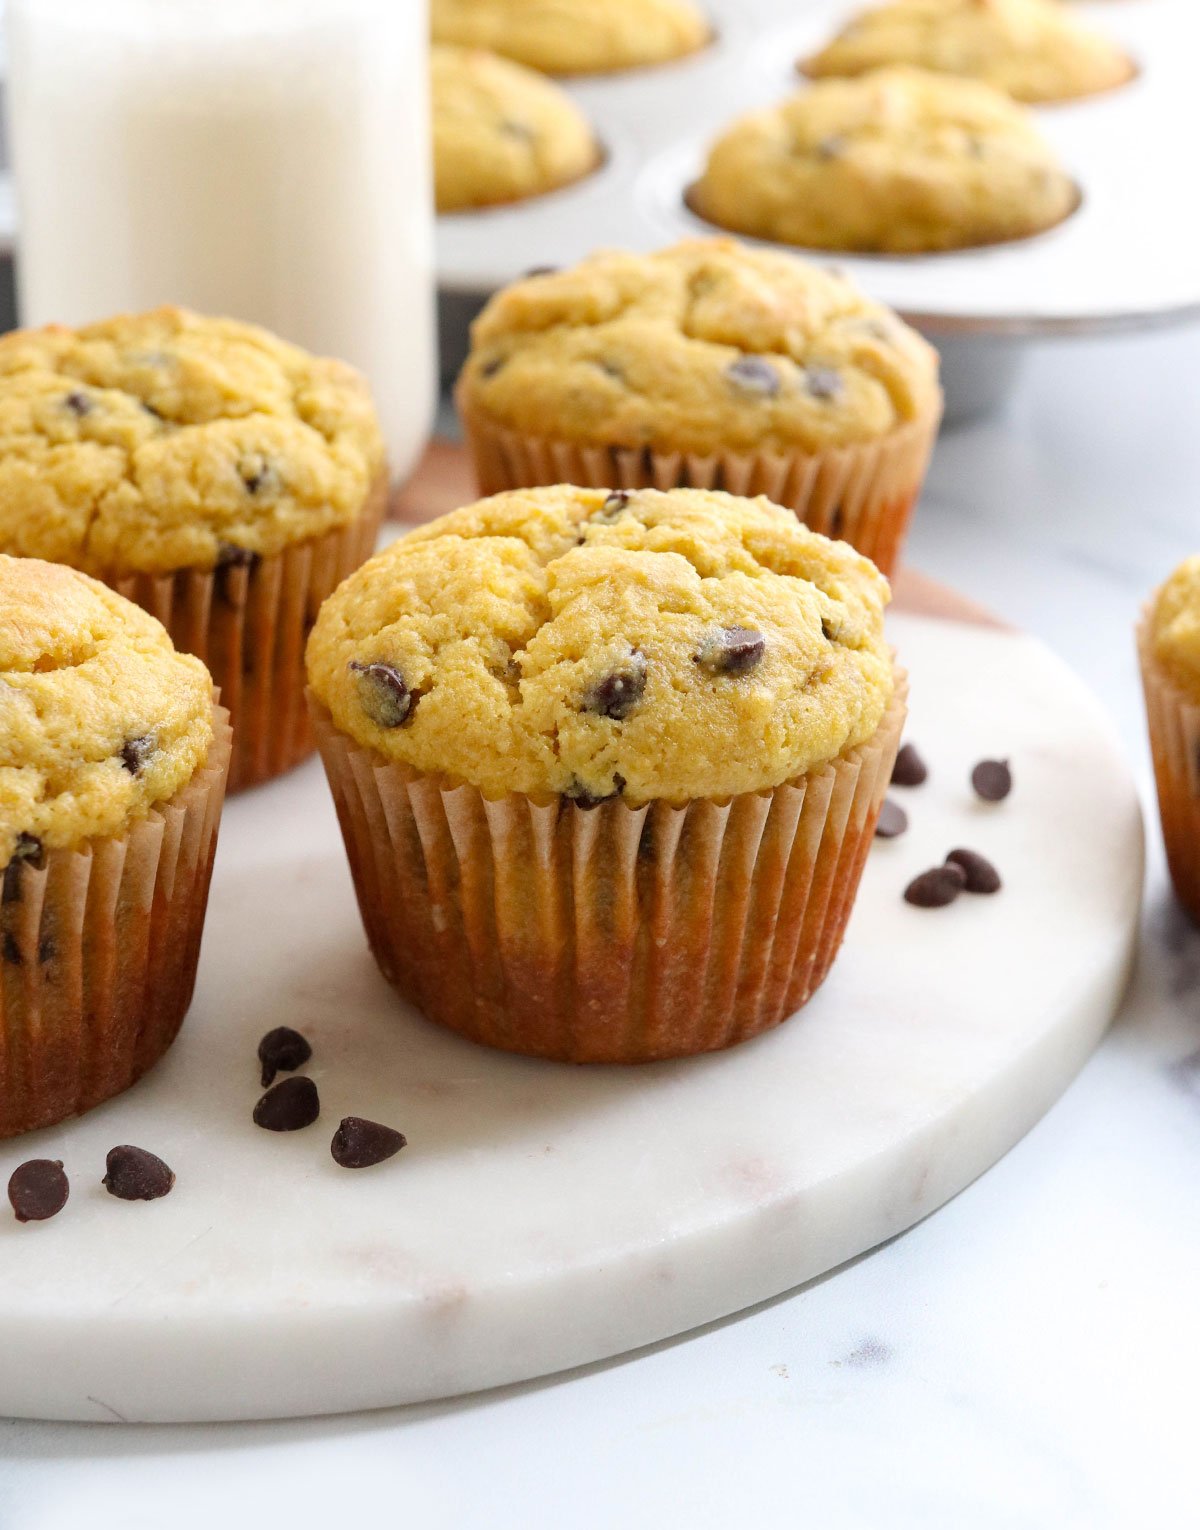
109,474,387,793
456,390,941,577
1138,613,1200,923
308,673,906,1063
0,704,232,1139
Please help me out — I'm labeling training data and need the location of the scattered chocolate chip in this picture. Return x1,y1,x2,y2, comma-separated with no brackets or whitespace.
592,358,624,381
568,773,626,810
8,1159,68,1222
821,617,841,643
64,390,93,417
238,456,280,497
971,759,1012,802
141,400,166,421
875,799,908,839
253,1076,320,1132
215,543,259,571
120,735,155,775
2,934,23,966
596,489,631,520
945,848,1001,894
806,367,843,401
891,743,928,788
2,833,43,904
695,626,765,676
258,1026,313,1088
331,1117,407,1170
585,651,647,720
815,134,846,160
102,1145,176,1202
351,661,418,729
726,356,781,397
500,118,535,142
904,863,967,908
479,354,507,379
522,265,558,278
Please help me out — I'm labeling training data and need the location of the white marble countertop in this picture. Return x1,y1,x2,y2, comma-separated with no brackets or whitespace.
2,325,1198,1528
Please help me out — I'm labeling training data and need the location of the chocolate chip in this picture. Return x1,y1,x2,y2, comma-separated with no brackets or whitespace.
3,933,22,966
806,367,843,401
351,661,418,729
815,135,846,160
479,354,507,379
120,735,155,775
102,1145,176,1201
891,743,928,787
257,1025,313,1088
585,651,647,720
592,358,624,382
215,543,259,571
2,833,43,904
971,759,1012,802
875,799,908,839
64,390,93,417
595,490,631,521
238,457,279,497
330,1117,407,1169
141,400,166,421
821,617,841,643
726,356,781,397
945,848,1001,894
904,864,967,908
500,118,535,142
253,1076,320,1132
522,265,558,278
8,1159,68,1222
567,773,626,810
695,626,765,676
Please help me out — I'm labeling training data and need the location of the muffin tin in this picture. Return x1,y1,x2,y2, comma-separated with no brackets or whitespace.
436,0,1200,418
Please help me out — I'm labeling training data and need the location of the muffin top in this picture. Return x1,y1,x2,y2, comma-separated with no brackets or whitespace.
460,238,939,454
0,555,215,868
307,485,893,805
1149,558,1200,704
690,69,1078,255
802,0,1133,104
0,307,385,579
433,46,599,212
431,0,710,75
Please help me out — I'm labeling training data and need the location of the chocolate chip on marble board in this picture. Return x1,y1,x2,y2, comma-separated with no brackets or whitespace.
253,1076,321,1132
258,1025,313,1088
8,1159,69,1223
945,848,1001,895
350,661,419,729
725,356,781,397
805,367,843,401
875,798,908,839
695,626,765,676
64,390,93,417
102,1145,176,1202
971,759,1012,803
891,743,928,788
120,735,155,775
331,1117,407,1170
585,651,647,720
904,863,967,908
567,773,626,811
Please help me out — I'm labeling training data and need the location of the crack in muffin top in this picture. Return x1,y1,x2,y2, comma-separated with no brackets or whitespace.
306,485,894,804
431,0,710,75
0,555,214,867
0,307,385,578
460,238,940,455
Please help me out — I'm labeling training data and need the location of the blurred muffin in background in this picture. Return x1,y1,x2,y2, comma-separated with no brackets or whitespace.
690,68,1080,254
801,0,1134,105
431,0,710,75
433,46,599,212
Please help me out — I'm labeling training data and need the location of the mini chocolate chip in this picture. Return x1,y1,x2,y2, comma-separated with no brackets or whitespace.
215,543,259,571
238,457,278,497
479,354,507,379
568,773,626,811
726,356,781,397
821,617,840,643
522,265,558,278
500,118,535,142
64,390,93,417
3,933,23,966
258,1025,313,1088
875,799,908,839
597,490,631,519
120,735,155,775
102,1145,176,1202
253,1076,320,1132
585,651,647,720
141,400,166,421
815,134,846,160
806,367,843,401
945,848,1001,894
696,626,765,676
592,358,624,381
971,759,1012,802
891,743,928,787
2,833,43,904
331,1117,407,1169
351,661,418,729
904,863,967,908
8,1159,68,1223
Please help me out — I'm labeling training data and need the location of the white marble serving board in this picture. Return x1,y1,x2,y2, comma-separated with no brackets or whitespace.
0,610,1143,1424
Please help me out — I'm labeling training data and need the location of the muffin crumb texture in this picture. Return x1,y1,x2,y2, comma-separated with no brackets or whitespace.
462,238,939,454
0,307,384,578
1150,557,1200,704
0,554,213,866
431,0,710,74
307,485,894,804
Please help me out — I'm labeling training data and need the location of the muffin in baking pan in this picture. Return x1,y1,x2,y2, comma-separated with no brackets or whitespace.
431,0,711,75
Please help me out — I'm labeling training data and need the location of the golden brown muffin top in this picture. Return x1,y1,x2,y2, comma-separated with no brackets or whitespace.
431,0,710,75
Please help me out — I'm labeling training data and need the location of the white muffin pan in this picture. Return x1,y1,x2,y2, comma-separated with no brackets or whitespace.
436,0,1200,365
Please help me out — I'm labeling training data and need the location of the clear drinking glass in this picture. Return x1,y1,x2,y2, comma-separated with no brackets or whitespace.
5,0,435,480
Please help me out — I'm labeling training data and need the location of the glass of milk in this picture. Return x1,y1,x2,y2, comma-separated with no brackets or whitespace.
4,0,435,481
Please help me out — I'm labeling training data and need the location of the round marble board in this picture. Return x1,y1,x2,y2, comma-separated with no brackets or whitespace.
0,459,1144,1423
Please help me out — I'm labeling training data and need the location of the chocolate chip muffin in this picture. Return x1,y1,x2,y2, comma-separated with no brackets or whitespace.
0,555,231,1137
1139,558,1200,923
0,307,387,790
456,237,941,575
433,46,599,212
801,0,1134,105
690,69,1079,255
306,485,906,1062
431,0,710,75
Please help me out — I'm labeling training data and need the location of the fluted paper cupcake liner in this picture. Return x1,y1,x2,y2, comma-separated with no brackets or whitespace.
309,675,906,1063
0,705,231,1139
456,390,941,576
1138,614,1200,923
110,475,386,793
